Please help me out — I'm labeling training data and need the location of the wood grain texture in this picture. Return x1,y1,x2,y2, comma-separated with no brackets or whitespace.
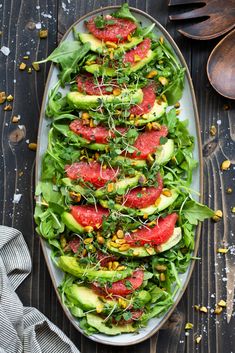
0,0,235,352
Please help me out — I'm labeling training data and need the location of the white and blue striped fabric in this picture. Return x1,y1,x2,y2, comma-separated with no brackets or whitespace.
0,226,80,353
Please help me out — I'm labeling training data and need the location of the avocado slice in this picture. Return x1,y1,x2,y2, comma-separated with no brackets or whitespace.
86,313,136,335
79,33,143,54
84,50,156,77
67,88,143,110
100,189,178,216
128,100,168,126
58,256,133,281
107,227,182,257
65,284,118,312
94,174,143,199
61,212,85,233
111,139,174,169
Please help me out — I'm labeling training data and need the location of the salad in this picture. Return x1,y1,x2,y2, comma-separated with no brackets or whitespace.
34,4,214,337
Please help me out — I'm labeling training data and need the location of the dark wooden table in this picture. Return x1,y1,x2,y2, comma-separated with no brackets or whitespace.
0,1,235,352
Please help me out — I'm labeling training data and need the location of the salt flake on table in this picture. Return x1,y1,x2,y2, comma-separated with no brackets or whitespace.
13,194,22,204
1,46,10,56
35,22,42,29
41,12,52,18
217,120,221,125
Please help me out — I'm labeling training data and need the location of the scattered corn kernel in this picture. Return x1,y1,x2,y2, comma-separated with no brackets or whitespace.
155,264,167,272
147,153,154,164
84,226,94,233
159,272,166,281
39,29,48,38
97,236,105,245
105,41,117,49
12,115,20,123
231,206,235,213
112,235,117,241
194,305,200,311
195,335,202,344
32,62,40,71
19,62,27,70
7,95,13,101
23,55,29,60
162,189,172,197
174,102,180,109
117,229,124,238
210,125,217,136
134,54,141,62
146,70,158,79
0,91,6,104
28,143,37,151
221,160,231,171
152,122,161,130
110,241,120,248
217,248,228,254
96,303,104,313
185,322,194,330
112,88,121,96
212,210,223,222
107,183,114,193
176,109,181,116
199,306,208,313
84,238,93,244
226,187,232,194
112,261,119,270
218,300,226,307
108,261,113,270
115,238,126,245
82,112,90,120
145,122,152,131
69,191,81,203
119,244,130,251
4,104,12,111
158,76,168,85
117,265,126,271
154,197,161,206
214,306,223,315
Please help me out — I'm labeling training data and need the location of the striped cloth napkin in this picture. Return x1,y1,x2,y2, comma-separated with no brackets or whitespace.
0,226,80,353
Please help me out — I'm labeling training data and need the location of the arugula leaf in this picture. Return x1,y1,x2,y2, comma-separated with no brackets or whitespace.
112,3,137,23
35,41,82,65
182,200,214,225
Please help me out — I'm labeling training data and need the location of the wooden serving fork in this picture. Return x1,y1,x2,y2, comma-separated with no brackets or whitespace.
168,0,235,40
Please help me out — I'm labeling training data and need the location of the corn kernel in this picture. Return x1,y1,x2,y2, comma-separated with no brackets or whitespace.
162,189,172,197
107,183,114,193
221,160,231,171
96,303,104,313
19,62,27,70
185,322,193,330
199,306,208,313
112,261,119,270
214,306,223,315
82,112,90,119
113,88,122,96
217,248,228,254
105,41,118,49
218,300,226,307
119,244,130,251
28,143,37,151
84,226,94,233
146,70,158,79
84,238,93,244
116,229,124,238
158,76,168,86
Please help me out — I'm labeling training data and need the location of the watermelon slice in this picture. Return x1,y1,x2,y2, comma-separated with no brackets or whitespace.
86,16,137,43
65,161,118,187
125,213,178,246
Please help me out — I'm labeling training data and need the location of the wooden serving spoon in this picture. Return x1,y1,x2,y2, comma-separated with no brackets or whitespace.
169,0,235,40
207,28,235,99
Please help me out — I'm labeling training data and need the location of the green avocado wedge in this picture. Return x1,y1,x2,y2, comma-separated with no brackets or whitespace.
94,174,143,199
127,100,168,126
100,188,179,216
86,313,136,335
61,212,85,233
107,227,182,257
67,88,143,110
79,33,143,54
84,50,156,77
58,256,133,281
